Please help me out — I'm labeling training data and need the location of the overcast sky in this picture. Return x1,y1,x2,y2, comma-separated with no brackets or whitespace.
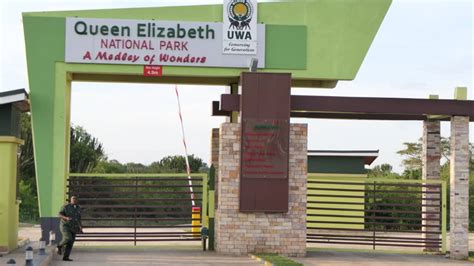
1,0,472,173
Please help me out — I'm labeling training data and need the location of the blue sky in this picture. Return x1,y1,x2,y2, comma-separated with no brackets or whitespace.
1,0,472,172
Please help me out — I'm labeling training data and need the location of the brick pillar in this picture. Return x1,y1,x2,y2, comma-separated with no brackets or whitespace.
210,128,219,212
421,120,441,252
215,123,307,257
210,128,220,168
449,116,470,259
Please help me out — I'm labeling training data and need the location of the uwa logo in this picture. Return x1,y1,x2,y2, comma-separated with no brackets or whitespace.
227,0,254,31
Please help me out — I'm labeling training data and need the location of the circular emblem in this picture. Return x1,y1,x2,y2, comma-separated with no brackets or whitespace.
227,0,253,30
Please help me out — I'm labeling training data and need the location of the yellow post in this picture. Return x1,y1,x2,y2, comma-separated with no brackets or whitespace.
192,206,201,237
0,136,24,254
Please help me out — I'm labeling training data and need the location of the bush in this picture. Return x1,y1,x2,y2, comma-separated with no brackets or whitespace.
18,180,39,223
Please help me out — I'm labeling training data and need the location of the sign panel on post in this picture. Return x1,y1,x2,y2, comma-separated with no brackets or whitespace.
65,18,265,68
223,0,258,55
239,72,291,213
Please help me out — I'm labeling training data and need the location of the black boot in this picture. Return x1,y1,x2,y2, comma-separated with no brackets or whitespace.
62,258,73,261
57,246,63,255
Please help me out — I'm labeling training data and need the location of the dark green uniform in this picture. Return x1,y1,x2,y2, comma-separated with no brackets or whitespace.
58,203,82,260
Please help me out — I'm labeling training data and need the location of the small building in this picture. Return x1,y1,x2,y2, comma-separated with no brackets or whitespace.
307,150,379,230
0,89,29,253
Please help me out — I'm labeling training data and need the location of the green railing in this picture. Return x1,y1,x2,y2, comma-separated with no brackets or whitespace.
307,174,447,253
67,172,208,244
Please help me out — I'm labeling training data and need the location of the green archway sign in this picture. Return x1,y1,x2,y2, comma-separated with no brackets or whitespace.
22,0,391,234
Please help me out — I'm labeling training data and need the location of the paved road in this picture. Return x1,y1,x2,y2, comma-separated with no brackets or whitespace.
296,250,473,266
51,247,261,266
16,226,474,265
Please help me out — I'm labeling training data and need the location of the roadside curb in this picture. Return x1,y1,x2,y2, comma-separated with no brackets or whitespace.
250,254,273,266
35,246,54,266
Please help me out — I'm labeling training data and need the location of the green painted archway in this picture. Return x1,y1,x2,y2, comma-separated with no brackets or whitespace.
22,0,391,224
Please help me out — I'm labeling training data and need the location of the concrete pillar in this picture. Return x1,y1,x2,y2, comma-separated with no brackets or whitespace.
215,123,307,257
449,116,470,259
421,120,441,252
0,137,23,253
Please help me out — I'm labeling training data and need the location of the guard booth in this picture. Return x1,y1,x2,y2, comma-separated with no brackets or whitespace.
0,89,29,253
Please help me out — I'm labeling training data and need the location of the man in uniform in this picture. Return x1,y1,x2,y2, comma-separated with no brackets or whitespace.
57,195,82,261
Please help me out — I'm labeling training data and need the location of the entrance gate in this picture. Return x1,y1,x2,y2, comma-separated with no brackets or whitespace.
67,173,206,244
306,174,447,252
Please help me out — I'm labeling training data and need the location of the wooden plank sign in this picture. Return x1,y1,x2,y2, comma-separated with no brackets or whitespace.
239,72,291,212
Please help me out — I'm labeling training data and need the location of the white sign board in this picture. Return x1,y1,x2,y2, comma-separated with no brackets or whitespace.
223,0,258,55
65,18,265,68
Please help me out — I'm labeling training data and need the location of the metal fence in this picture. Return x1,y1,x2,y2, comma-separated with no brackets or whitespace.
306,174,447,252
67,173,207,244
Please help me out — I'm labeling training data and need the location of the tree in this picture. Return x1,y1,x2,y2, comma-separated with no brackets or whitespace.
19,114,35,189
94,159,127,173
17,115,209,224
368,163,395,178
397,141,422,170
155,155,207,173
125,162,147,173
18,117,106,222
396,137,474,230
397,137,470,171
18,114,38,223
69,126,105,173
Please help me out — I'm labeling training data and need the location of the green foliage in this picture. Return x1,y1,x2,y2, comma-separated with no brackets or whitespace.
400,168,422,180
69,126,105,173
366,165,424,230
18,116,107,223
367,165,473,231
75,174,203,227
81,155,208,227
254,253,303,266
18,180,39,223
397,141,422,170
156,155,207,173
93,159,127,173
17,114,208,224
367,163,398,178
19,114,35,186
18,114,38,222
124,162,147,173
397,137,471,170
398,136,473,228
92,155,208,174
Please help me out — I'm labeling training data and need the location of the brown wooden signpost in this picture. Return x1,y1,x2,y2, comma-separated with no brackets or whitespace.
239,72,291,212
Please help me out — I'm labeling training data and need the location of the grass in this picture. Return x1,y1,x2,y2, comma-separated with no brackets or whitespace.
306,246,430,255
254,253,303,266
469,251,474,261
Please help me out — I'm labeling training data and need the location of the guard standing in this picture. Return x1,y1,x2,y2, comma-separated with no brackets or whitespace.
57,196,82,261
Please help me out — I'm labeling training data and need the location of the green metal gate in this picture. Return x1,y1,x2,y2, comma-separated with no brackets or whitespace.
307,174,447,253
67,173,207,244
